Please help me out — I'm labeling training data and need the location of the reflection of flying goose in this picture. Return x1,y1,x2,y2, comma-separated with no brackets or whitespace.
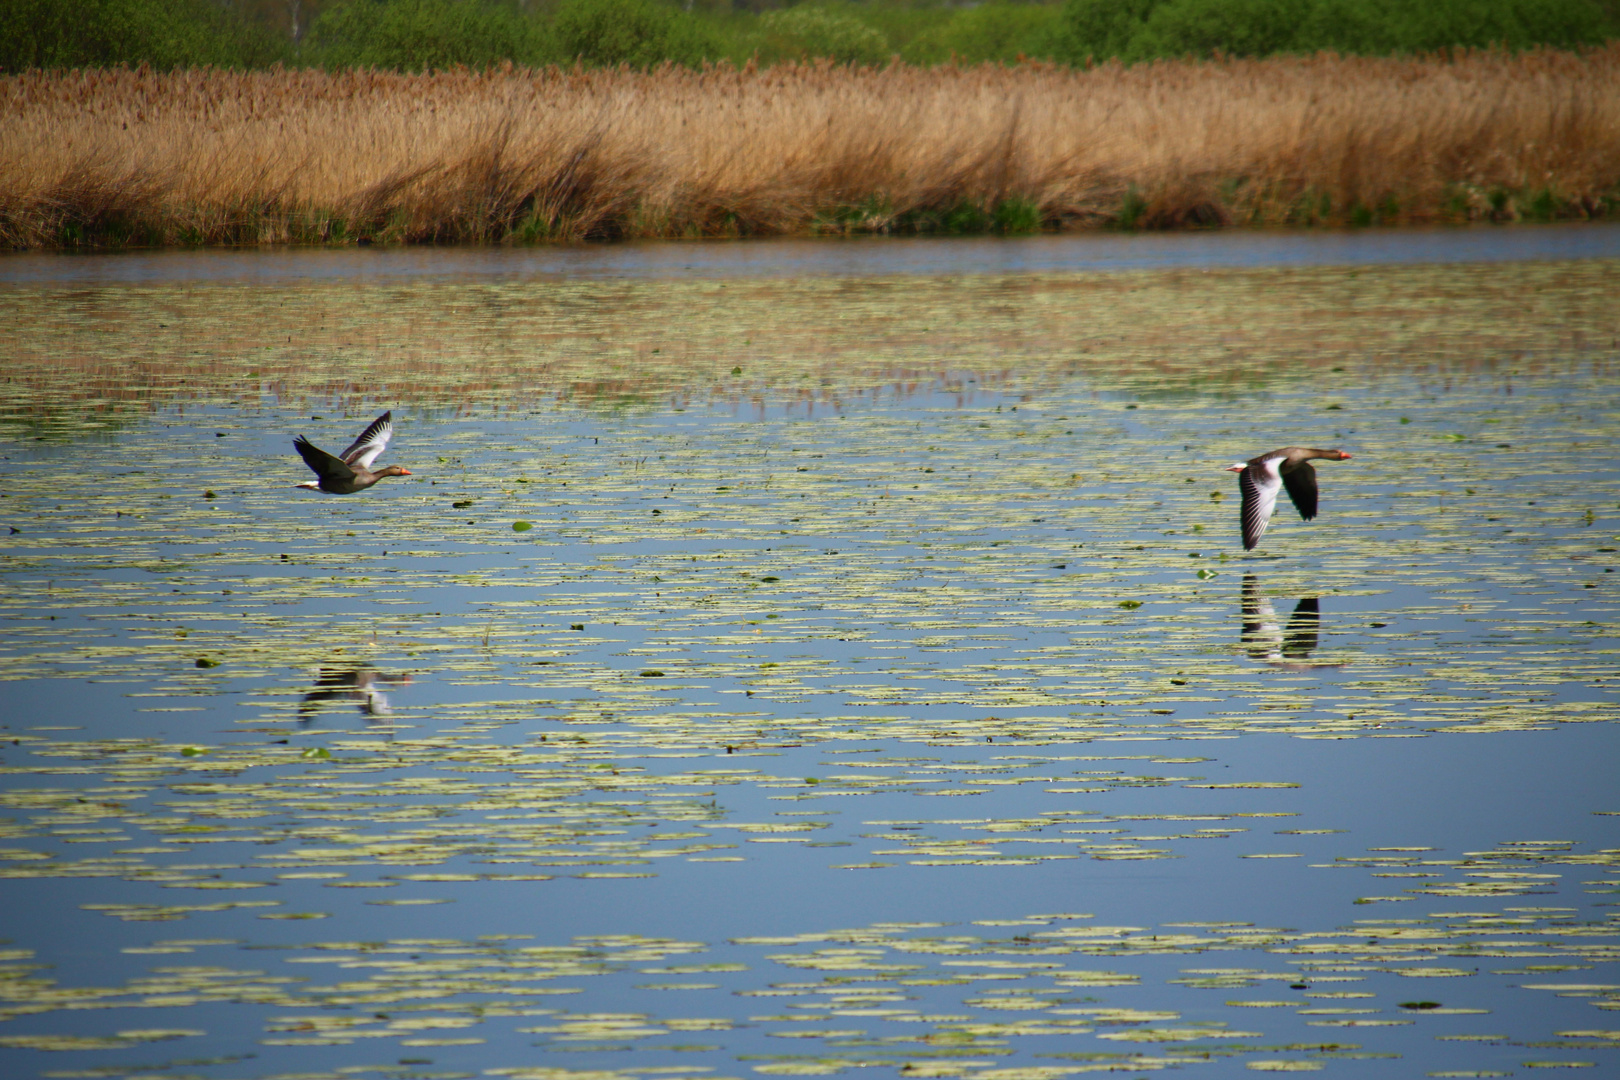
1224,447,1352,550
300,666,414,719
1280,597,1320,658
294,411,412,493
1241,575,1331,668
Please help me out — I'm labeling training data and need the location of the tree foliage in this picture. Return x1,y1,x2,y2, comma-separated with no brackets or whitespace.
310,0,541,71
1,0,280,71
550,0,718,68
1058,0,1611,63
759,5,892,65
903,3,1066,65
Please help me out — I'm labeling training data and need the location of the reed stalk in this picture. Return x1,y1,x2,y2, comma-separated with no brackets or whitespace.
2,47,1617,249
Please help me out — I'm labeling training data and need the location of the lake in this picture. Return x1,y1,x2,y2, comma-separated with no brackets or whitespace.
2,226,1618,1079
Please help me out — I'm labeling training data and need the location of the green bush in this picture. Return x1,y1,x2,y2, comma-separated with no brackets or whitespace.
758,4,892,65
310,0,542,71
847,3,955,55
4,0,1613,74
1383,0,1607,51
550,0,718,68
0,0,282,71
904,2,1067,64
1055,0,1162,62
1057,0,1610,63
1133,0,1308,59
1290,0,1396,54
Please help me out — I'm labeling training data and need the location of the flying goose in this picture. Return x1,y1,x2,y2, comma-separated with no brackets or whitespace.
294,411,411,494
1224,446,1352,550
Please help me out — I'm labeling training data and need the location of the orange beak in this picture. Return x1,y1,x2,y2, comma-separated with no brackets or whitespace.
399,468,413,476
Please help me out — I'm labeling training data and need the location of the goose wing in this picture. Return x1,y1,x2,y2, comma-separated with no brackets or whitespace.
1238,457,1284,550
295,436,356,483
339,411,393,469
1281,461,1319,521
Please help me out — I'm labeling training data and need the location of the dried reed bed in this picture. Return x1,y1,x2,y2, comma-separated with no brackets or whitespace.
2,47,1618,248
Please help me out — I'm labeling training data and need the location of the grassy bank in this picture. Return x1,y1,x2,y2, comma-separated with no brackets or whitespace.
2,47,1618,249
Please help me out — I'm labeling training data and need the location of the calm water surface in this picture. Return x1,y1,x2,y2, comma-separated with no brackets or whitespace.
1,230,1618,1079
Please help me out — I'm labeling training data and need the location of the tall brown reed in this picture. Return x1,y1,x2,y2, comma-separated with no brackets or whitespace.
2,48,1618,249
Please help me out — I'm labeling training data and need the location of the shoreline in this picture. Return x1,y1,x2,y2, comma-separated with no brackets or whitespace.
3,221,1618,286
3,49,1618,251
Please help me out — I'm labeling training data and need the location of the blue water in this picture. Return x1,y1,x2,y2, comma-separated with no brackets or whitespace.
1,234,1617,1079
0,221,1614,286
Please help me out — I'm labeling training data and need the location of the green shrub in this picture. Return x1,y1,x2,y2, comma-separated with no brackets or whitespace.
550,0,718,68
1383,0,1606,51
758,4,892,65
1134,0,1309,59
848,4,956,56
1291,0,1397,54
0,0,282,71
1057,0,1610,63
5,0,1614,74
311,0,542,71
1056,0,1163,62
904,2,1067,64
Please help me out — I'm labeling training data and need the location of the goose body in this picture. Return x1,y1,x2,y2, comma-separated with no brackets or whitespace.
294,411,411,494
1224,446,1351,550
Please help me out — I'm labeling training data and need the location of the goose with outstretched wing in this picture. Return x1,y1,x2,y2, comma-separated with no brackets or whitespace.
1224,446,1352,550
294,411,412,494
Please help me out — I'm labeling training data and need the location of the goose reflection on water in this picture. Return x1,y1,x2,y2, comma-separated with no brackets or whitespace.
299,665,415,721
1240,574,1342,670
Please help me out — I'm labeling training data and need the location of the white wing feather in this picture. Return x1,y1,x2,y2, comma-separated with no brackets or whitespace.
340,412,394,469
1239,456,1285,550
